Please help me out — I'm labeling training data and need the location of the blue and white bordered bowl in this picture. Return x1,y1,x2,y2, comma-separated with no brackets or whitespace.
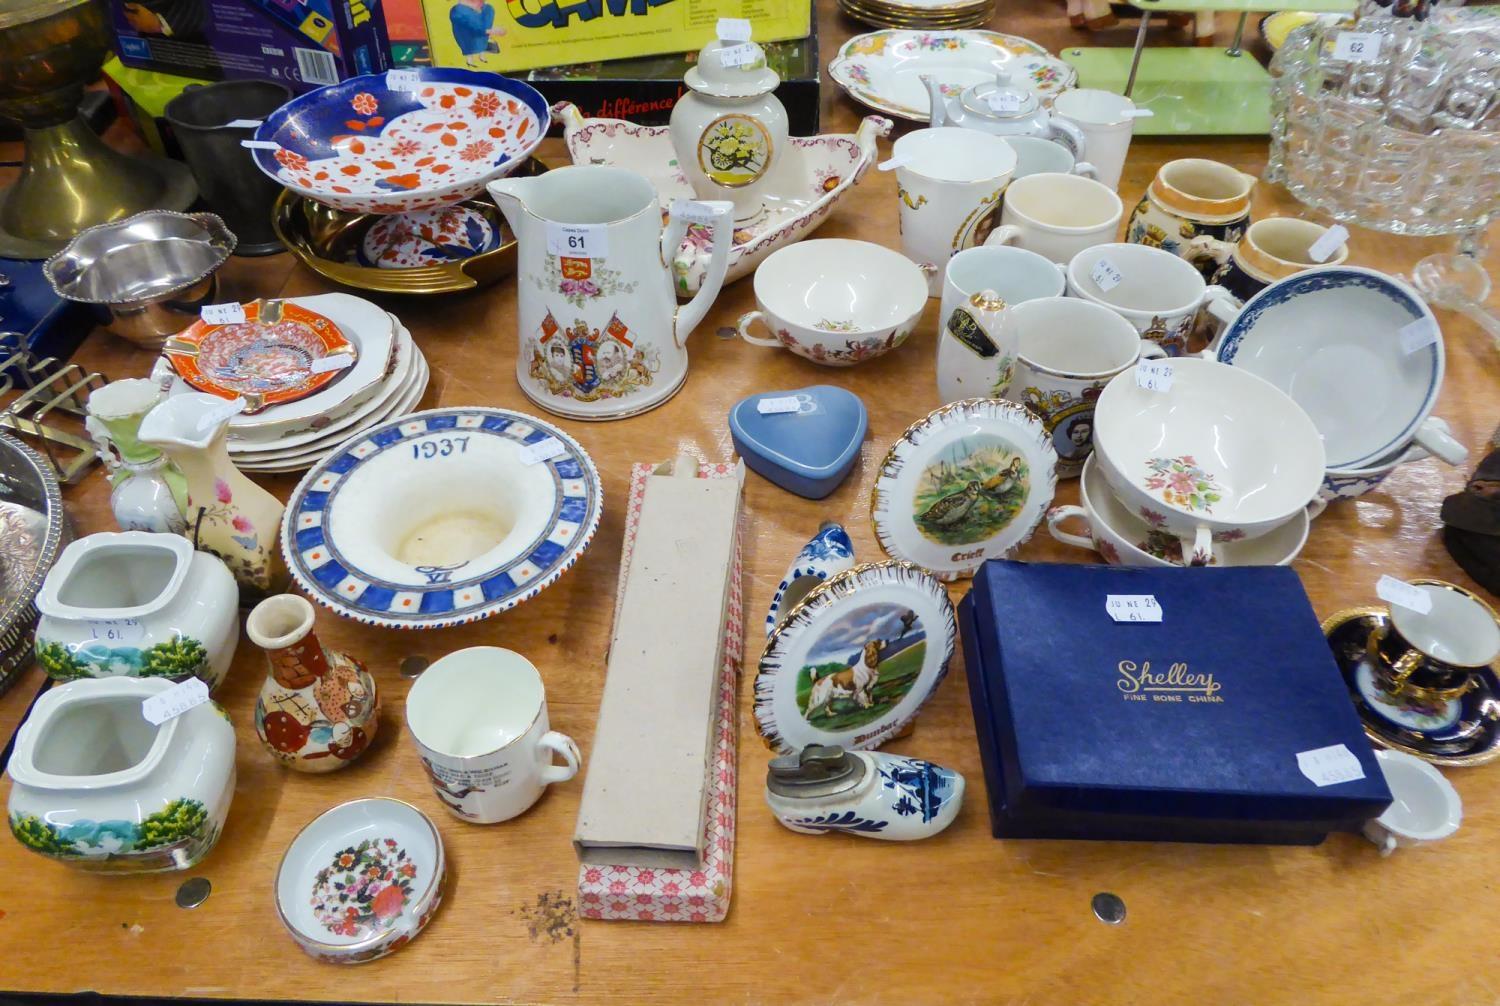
281,407,602,630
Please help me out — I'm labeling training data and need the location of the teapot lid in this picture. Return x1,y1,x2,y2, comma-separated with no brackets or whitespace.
684,38,781,99
960,72,1039,120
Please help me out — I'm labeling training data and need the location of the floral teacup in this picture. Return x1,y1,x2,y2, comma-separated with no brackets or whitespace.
737,239,928,366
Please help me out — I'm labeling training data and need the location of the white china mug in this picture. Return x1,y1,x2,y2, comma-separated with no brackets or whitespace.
1067,242,1236,357
1002,297,1164,476
1005,134,1098,181
1362,750,1461,856
1050,88,1140,192
936,245,1067,402
405,646,580,824
889,127,1018,296
985,171,1124,265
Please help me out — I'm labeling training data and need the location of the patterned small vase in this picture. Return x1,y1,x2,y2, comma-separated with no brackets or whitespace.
85,379,188,534
247,594,379,773
137,392,285,597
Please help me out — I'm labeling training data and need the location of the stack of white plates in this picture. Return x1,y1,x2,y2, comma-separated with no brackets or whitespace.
159,293,430,475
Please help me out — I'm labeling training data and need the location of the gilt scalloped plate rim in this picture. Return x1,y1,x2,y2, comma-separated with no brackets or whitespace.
280,405,602,630
829,29,1076,122
754,560,957,755
871,398,1057,582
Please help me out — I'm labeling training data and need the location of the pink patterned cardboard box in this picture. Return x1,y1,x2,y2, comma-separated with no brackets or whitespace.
577,461,742,923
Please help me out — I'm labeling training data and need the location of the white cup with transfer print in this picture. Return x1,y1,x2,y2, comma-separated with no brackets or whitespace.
406,646,580,824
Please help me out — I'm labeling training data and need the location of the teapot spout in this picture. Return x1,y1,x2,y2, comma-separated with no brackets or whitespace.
920,74,947,127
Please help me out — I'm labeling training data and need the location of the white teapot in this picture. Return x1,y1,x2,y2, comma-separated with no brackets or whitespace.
925,73,1086,158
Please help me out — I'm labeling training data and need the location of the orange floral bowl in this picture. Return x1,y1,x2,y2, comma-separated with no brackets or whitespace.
250,68,547,216
274,798,446,964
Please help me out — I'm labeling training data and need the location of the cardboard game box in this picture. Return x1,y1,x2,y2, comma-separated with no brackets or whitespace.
109,0,392,91
421,0,811,74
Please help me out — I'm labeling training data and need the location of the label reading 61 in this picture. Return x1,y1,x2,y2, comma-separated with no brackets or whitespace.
546,222,608,260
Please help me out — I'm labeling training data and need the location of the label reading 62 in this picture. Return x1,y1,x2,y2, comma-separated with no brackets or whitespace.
411,436,469,460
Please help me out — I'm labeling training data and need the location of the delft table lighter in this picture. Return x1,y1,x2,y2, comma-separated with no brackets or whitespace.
765,744,965,840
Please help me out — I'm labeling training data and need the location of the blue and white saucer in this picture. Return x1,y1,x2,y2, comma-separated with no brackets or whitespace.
281,407,602,629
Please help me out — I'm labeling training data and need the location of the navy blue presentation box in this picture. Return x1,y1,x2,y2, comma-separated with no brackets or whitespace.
959,560,1391,845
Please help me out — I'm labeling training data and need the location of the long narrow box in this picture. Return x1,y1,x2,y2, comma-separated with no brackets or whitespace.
574,457,743,870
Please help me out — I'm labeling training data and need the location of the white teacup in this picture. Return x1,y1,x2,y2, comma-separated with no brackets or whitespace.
1067,242,1236,357
1362,749,1461,856
1001,297,1164,475
986,171,1124,265
1051,89,1140,192
890,127,1018,295
1005,135,1098,181
935,245,1068,402
405,646,581,824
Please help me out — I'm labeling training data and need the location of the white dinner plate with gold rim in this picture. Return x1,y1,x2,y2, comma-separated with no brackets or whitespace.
829,29,1076,123
230,317,415,454
871,398,1056,581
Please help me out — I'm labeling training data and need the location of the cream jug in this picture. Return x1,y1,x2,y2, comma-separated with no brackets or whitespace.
488,166,732,421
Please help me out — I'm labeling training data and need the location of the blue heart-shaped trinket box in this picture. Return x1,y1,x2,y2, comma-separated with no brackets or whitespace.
729,386,868,499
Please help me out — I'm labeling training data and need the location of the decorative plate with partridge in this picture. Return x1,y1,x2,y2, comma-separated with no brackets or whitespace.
871,398,1056,581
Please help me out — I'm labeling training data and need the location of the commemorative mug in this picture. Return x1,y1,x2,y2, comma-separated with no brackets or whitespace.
1126,158,1256,277
1005,135,1098,181
1051,88,1140,191
889,127,1017,295
1186,217,1350,304
935,244,1066,402
985,171,1124,265
1366,579,1500,701
405,646,581,824
1002,297,1164,476
1066,242,1236,356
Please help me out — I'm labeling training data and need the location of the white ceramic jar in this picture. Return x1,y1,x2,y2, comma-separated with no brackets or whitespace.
33,531,239,691
7,677,236,873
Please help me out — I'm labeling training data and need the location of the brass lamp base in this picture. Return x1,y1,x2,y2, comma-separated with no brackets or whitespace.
0,116,198,259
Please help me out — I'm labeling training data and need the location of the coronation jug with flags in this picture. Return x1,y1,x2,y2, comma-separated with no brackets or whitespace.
488,166,732,421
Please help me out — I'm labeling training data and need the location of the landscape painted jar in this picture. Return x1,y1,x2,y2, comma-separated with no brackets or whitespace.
1126,158,1256,277
84,378,188,535
7,677,236,873
33,531,239,691
248,594,379,772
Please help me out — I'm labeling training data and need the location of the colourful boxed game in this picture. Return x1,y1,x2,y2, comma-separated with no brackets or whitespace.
421,0,811,74
110,0,392,91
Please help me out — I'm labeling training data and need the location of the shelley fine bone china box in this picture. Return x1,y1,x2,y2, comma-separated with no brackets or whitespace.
959,560,1393,845
110,0,391,91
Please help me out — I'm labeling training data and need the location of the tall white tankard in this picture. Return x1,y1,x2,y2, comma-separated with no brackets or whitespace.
489,166,732,421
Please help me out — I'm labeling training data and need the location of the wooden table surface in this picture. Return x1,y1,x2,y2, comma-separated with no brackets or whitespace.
3,2,1499,1003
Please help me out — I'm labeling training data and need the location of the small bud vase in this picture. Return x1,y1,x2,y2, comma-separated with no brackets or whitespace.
247,594,379,772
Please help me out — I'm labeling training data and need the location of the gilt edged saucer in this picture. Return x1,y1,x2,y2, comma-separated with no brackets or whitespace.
1323,606,1500,767
755,561,957,755
282,406,602,629
872,398,1056,581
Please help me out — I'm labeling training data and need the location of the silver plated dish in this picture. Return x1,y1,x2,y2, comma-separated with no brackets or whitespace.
0,432,67,693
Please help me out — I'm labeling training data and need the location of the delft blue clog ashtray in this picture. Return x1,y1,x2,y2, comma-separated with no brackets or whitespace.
729,386,867,499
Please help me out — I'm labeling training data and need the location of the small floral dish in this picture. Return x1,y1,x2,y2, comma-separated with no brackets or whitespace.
163,299,355,414
829,29,1076,123
275,798,445,964
1324,607,1500,768
1092,357,1324,566
736,239,928,366
250,69,547,216
281,406,602,630
555,102,889,294
755,561,957,755
872,399,1056,582
357,204,501,269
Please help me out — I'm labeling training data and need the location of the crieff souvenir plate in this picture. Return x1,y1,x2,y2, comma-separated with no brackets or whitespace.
1323,606,1500,768
275,798,445,964
282,406,602,630
163,299,355,414
829,30,1077,123
872,399,1057,581
755,561,957,755
251,69,548,216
